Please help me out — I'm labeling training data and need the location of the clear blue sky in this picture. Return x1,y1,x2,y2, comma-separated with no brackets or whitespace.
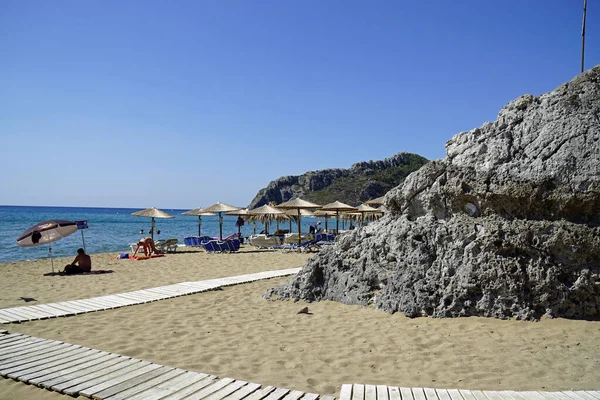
1,0,598,209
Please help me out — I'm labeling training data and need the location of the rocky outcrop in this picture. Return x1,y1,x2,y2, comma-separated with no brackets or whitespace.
265,65,600,321
248,152,428,208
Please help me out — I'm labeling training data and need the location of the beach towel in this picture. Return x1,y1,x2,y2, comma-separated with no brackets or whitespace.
44,270,114,276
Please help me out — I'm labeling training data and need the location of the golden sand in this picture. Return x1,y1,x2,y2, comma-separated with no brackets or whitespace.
1,247,599,399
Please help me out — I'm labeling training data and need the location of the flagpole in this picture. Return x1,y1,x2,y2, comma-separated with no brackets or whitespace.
582,0,588,73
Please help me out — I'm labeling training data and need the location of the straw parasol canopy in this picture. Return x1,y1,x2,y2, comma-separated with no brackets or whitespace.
247,205,287,235
276,198,321,244
311,209,336,231
351,203,382,225
281,208,313,232
131,207,175,240
226,208,251,238
320,201,357,233
181,208,216,237
365,195,386,206
202,202,240,240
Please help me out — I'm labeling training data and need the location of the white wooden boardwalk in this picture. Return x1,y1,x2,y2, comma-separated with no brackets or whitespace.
340,383,600,400
0,268,301,325
0,330,335,400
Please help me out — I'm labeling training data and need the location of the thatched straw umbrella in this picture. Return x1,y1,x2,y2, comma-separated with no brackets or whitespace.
131,207,174,240
352,203,382,225
247,205,287,235
201,202,240,240
365,195,386,206
225,208,251,239
320,201,357,234
311,210,337,231
281,208,314,233
181,208,216,237
276,198,321,244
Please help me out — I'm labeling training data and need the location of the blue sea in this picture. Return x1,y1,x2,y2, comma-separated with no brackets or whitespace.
0,205,335,263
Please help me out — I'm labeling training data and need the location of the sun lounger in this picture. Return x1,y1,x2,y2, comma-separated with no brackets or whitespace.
283,233,312,245
202,238,240,253
273,239,319,253
248,234,283,248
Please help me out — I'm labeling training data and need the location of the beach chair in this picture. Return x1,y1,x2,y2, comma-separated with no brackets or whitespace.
248,234,283,249
283,233,312,245
273,239,319,253
163,238,178,253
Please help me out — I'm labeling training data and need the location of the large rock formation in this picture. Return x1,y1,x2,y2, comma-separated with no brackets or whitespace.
247,152,428,208
265,66,600,321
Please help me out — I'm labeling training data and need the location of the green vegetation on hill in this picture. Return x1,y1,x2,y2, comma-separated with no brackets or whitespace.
302,154,428,205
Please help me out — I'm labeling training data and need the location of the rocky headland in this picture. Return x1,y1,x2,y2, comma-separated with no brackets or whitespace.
247,152,428,208
265,65,600,321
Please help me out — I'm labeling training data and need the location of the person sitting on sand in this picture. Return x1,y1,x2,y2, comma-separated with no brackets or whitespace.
137,237,158,256
64,248,92,274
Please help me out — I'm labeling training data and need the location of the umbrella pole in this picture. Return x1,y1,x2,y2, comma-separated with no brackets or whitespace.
297,210,301,245
49,244,54,273
151,218,155,241
198,216,201,237
336,211,340,234
219,213,223,240
253,221,256,235
325,217,328,231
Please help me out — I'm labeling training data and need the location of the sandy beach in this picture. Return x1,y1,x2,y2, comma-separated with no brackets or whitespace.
1,247,599,400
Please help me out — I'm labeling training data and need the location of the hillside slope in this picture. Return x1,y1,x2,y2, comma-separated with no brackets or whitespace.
247,152,428,208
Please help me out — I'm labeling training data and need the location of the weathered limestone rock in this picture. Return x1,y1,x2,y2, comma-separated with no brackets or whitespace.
265,65,600,321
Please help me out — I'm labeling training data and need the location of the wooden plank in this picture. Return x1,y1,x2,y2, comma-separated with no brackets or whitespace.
411,388,427,400
4,307,48,320
0,329,6,333
62,360,152,396
481,391,515,400
20,350,107,383
242,385,277,400
29,353,120,386
126,372,213,400
160,375,222,400
365,384,377,400
22,305,60,319
0,343,78,374
376,385,389,400
457,390,479,400
5,346,92,379
585,392,600,400
262,387,291,400
399,387,414,400
220,382,262,400
320,396,337,400
102,368,187,400
388,386,401,400
446,389,465,400
435,389,452,400
28,303,71,316
90,364,174,399
340,384,353,400
202,379,249,400
571,393,600,400
1,307,45,320
49,356,133,391
423,388,438,400
279,389,305,400
177,377,237,400
300,393,320,400
0,334,28,348
0,340,64,361
502,391,527,399
0,309,32,322
76,362,161,397
353,384,365,400
468,391,491,400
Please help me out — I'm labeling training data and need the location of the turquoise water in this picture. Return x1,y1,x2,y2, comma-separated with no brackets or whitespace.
0,205,334,263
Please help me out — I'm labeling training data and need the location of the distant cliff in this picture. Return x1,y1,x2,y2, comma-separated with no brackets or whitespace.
247,152,429,208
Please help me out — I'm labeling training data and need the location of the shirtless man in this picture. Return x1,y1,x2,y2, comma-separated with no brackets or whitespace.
64,248,92,274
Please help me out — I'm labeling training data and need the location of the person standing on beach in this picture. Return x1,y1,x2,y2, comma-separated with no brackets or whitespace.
64,248,92,274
